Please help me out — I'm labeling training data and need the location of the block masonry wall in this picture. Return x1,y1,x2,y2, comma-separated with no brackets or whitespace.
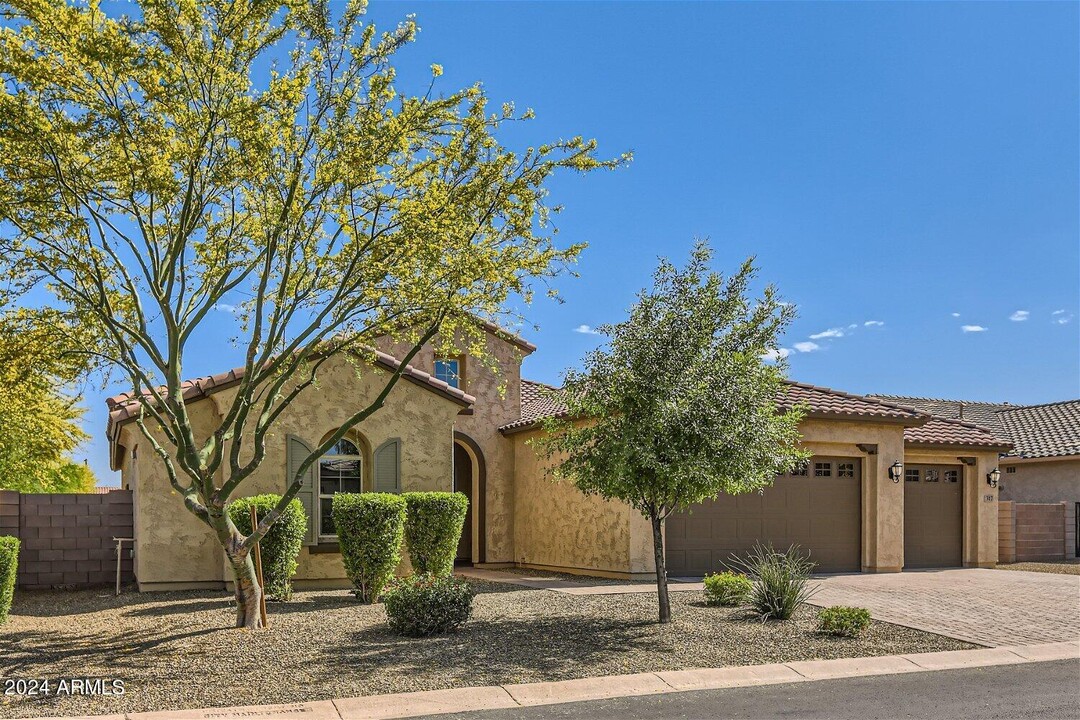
999,502,1071,563
0,490,134,589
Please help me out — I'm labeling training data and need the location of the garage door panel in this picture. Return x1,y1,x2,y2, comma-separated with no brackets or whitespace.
667,457,861,576
904,464,962,569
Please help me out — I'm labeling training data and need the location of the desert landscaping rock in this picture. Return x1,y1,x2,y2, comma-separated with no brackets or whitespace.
0,580,970,718
995,561,1080,576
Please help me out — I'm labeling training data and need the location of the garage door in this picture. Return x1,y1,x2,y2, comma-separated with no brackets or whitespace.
666,457,861,576
904,463,963,568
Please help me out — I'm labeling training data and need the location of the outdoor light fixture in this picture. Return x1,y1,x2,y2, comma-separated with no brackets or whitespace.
888,461,903,483
987,468,1001,488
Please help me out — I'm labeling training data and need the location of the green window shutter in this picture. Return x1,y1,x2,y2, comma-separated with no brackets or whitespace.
287,435,318,546
373,439,401,494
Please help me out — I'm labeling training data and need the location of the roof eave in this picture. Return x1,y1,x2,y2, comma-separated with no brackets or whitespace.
905,441,1015,453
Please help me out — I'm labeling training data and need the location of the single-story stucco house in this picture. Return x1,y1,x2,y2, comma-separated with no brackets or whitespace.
105,324,1078,591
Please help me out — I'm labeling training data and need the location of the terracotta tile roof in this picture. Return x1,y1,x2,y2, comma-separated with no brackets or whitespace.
872,395,1079,459
903,416,1013,449
106,349,475,440
996,400,1080,459
500,379,570,433
869,395,1012,437
500,379,930,434
779,382,928,422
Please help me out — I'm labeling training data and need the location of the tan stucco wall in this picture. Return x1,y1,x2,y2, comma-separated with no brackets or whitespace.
119,354,463,590
510,427,654,576
999,457,1080,505
377,328,526,563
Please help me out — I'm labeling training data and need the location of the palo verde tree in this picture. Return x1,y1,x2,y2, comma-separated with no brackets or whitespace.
0,310,98,493
0,0,622,627
538,241,808,623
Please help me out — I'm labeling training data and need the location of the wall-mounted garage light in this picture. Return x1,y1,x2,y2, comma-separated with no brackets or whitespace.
888,461,903,483
986,468,1001,488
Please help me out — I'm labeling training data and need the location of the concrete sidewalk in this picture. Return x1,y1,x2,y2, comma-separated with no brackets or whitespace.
37,641,1079,720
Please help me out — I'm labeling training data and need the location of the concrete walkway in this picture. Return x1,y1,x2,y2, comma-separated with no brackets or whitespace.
44,641,1078,720
460,567,1080,647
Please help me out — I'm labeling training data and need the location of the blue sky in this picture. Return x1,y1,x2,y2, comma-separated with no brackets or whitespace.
87,1,1078,483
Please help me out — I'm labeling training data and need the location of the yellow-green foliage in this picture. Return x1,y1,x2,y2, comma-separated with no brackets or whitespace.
703,571,753,606
818,606,872,637
0,536,19,624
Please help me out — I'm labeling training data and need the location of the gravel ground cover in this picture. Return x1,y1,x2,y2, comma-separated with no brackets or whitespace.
0,579,971,718
996,560,1080,576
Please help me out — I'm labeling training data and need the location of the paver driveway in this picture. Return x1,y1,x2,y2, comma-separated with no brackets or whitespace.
808,568,1080,647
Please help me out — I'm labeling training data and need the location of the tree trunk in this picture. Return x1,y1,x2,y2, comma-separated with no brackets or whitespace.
227,546,264,629
651,513,671,624
213,512,264,629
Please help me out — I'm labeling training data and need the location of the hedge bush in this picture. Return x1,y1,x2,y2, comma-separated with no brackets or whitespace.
703,571,752,606
733,543,817,621
228,494,306,601
403,492,469,576
383,573,474,637
818,606,871,637
0,536,18,625
333,493,406,603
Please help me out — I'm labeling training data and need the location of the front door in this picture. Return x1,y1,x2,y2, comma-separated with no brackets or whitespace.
453,443,473,563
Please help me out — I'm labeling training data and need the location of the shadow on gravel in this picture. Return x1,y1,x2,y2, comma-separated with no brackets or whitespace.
325,614,657,679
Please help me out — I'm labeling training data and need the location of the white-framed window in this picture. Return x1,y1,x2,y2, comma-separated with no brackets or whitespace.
434,356,462,389
318,438,362,539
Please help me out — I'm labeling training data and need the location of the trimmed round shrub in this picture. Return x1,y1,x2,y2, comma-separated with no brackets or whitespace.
0,536,19,625
333,493,407,603
383,573,474,637
703,571,752,607
733,543,817,621
818,606,871,637
228,494,306,601
402,492,468,576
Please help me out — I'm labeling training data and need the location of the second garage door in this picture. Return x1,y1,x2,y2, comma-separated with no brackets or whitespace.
904,463,963,568
666,457,862,576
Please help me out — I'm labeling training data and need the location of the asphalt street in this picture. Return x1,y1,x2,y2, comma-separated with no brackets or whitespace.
429,659,1080,720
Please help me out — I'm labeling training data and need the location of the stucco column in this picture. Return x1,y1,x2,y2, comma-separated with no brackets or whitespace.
964,453,1000,567
864,434,905,572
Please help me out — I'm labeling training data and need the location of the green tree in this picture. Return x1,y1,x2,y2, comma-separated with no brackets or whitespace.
0,0,622,627
0,311,97,493
538,242,808,623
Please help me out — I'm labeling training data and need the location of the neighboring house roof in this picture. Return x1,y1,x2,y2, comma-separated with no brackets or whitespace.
105,348,476,442
872,395,1079,459
996,400,1080,459
903,416,1012,450
869,395,1012,437
500,379,932,435
472,317,537,354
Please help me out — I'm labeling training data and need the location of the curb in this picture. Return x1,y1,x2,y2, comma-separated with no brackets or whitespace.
31,641,1079,720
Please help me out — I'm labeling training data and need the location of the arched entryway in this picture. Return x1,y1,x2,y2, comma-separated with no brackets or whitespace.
453,432,486,565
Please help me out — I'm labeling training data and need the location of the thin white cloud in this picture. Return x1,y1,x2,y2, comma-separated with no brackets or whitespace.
1052,309,1073,325
213,303,239,314
951,312,961,318
572,324,601,336
809,328,845,340
864,320,884,327
847,323,858,329
793,341,820,353
761,347,792,362
961,325,988,333
1009,310,1029,322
